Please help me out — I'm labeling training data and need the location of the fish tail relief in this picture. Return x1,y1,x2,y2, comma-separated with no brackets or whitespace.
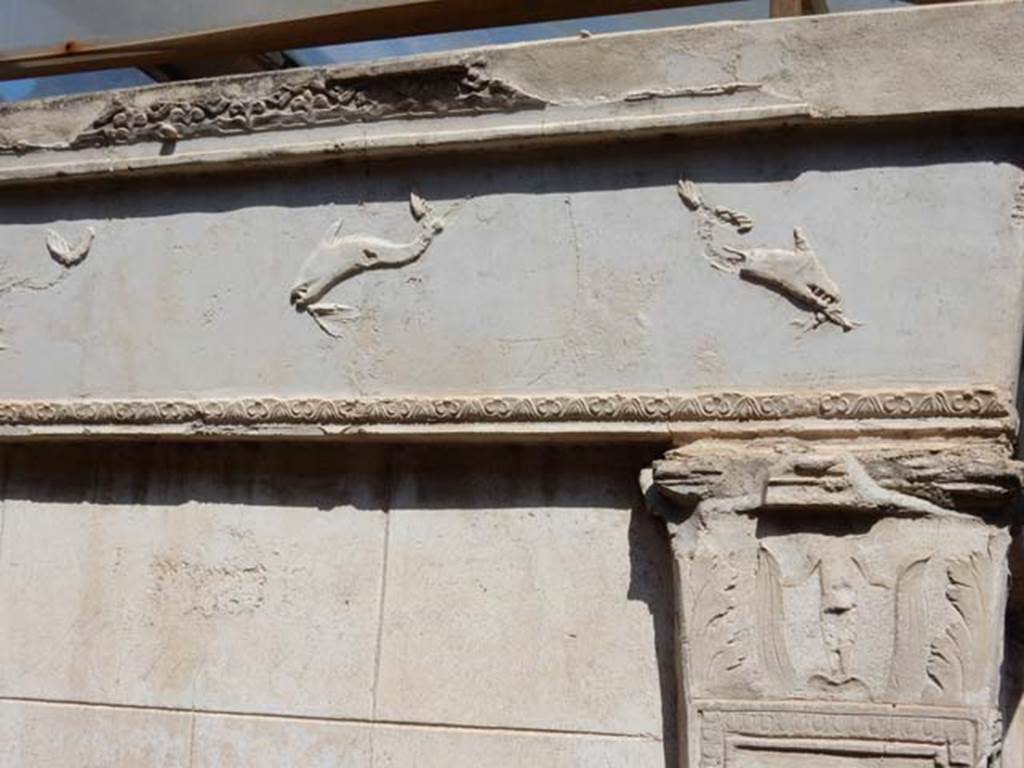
409,192,434,223
678,178,751,272
699,216,746,273
410,191,450,236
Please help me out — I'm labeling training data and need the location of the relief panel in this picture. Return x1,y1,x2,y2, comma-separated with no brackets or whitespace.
0,135,1019,404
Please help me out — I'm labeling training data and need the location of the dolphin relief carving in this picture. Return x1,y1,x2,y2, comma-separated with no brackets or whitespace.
290,192,457,337
678,179,859,332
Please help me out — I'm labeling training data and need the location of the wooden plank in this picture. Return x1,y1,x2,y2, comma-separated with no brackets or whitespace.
770,0,806,17
0,0,737,81
770,0,830,18
0,0,973,81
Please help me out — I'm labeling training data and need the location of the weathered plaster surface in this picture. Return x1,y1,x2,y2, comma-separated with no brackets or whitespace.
484,1,1024,117
374,447,668,736
0,700,192,767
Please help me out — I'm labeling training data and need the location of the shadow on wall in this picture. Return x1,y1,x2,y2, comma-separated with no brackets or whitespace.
0,441,395,511
0,441,669,512
0,121,1020,227
628,504,680,768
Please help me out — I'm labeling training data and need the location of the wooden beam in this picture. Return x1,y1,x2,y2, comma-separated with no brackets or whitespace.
770,0,830,18
0,0,737,81
770,0,805,17
0,0,972,81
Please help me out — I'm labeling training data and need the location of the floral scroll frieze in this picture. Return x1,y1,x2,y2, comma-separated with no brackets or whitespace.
0,388,1007,428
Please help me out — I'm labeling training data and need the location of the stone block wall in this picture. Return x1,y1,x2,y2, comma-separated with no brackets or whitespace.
0,443,676,766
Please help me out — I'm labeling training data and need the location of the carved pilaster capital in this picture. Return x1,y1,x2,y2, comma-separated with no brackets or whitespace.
651,439,1023,519
644,438,1020,767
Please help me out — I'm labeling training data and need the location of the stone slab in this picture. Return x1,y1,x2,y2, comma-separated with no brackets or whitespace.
0,444,389,719
0,699,665,768
191,711,372,768
375,446,674,737
371,726,665,768
0,700,191,767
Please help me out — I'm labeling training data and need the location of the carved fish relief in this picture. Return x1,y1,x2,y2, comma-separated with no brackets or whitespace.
722,228,859,333
45,226,95,267
290,192,460,336
677,178,859,332
304,303,362,339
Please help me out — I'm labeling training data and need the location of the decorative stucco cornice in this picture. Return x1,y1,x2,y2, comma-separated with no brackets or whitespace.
67,60,545,150
0,388,1007,429
0,103,810,188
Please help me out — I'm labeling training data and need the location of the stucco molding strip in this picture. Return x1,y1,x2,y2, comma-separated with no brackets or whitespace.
0,388,1007,428
0,103,810,188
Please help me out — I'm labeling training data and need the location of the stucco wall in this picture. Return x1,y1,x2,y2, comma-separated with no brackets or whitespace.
2,5,1024,766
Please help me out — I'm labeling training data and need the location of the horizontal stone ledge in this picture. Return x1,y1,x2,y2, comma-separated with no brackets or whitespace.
2,1,1024,186
0,419,1015,444
0,388,1011,441
0,103,812,188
